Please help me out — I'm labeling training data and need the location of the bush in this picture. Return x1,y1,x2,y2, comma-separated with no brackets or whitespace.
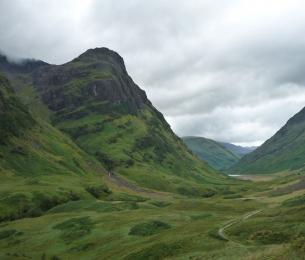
291,236,305,255
283,195,305,207
129,220,171,236
249,230,289,244
149,201,171,208
53,216,94,244
85,185,112,199
95,151,116,170
125,242,182,260
177,186,216,198
0,229,17,240
31,191,80,212
223,194,243,199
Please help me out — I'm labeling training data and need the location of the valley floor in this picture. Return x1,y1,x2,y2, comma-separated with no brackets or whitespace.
1,172,305,260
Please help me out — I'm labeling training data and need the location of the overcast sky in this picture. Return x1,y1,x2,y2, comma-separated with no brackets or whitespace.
1,0,305,146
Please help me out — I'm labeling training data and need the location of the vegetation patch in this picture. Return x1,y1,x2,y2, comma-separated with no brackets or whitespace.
177,186,216,198
106,193,147,202
149,200,171,208
70,242,95,252
290,236,305,255
208,227,227,241
249,230,289,244
53,216,94,243
282,194,305,207
190,213,213,220
223,194,243,199
129,220,171,236
0,229,18,240
85,184,112,199
49,200,138,214
124,242,182,260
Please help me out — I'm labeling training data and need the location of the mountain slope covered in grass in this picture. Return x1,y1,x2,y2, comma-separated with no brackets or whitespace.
231,106,305,174
183,136,240,171
0,73,115,221
0,48,229,196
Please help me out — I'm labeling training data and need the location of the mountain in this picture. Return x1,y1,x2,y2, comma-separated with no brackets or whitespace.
219,142,257,158
183,136,240,171
2,49,303,260
0,48,229,196
231,106,305,174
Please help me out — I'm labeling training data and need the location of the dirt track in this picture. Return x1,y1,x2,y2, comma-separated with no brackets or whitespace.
218,209,263,242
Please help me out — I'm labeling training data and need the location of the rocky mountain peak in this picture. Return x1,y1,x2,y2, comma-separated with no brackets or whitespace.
73,47,127,74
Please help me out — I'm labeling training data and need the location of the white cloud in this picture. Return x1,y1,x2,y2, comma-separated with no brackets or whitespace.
1,0,305,145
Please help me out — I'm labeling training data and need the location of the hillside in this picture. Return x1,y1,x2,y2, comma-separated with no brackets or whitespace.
0,48,229,196
0,73,119,221
183,136,240,171
231,106,305,174
219,142,257,158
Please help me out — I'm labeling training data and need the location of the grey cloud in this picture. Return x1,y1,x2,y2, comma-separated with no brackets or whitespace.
1,0,305,145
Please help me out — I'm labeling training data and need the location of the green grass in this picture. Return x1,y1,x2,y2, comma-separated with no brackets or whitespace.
53,216,94,244
0,172,304,259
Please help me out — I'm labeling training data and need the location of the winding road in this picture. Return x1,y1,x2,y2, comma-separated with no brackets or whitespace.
218,209,263,242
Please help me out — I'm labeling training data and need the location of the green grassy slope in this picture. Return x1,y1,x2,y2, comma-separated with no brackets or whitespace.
183,136,240,171
231,107,305,174
0,73,114,221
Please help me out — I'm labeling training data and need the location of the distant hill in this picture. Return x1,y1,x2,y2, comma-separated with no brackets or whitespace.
231,106,305,174
182,136,240,171
219,142,257,158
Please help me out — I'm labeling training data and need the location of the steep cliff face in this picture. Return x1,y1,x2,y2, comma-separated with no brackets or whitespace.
33,48,148,113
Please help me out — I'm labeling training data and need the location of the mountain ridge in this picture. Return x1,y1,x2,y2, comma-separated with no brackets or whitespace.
0,47,229,195
182,136,240,171
230,106,305,174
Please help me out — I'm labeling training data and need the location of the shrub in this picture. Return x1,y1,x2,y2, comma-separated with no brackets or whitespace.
125,242,182,260
149,201,171,208
95,151,116,170
291,236,305,255
177,186,215,198
85,185,112,199
223,194,243,199
53,216,94,243
249,230,289,244
129,220,171,236
283,195,305,207
0,229,17,240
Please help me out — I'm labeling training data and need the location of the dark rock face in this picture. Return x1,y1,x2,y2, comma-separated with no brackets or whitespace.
0,48,149,114
31,48,149,113
0,54,48,74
